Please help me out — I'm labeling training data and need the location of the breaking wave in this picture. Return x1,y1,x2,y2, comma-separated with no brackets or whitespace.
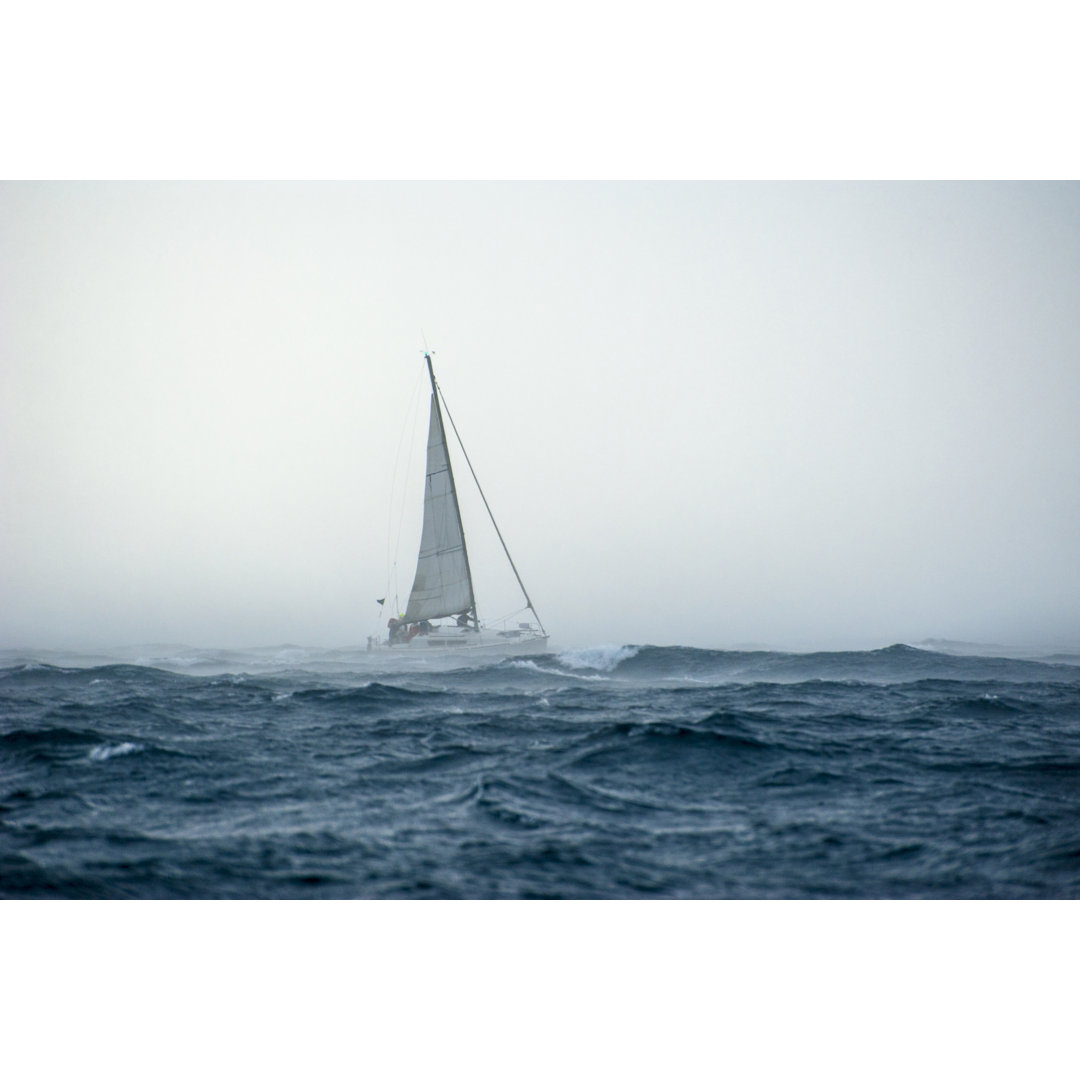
555,645,641,672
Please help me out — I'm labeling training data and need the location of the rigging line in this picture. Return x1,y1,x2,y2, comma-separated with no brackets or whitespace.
489,605,529,626
436,384,546,637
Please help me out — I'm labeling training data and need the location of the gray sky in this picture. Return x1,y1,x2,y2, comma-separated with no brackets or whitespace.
2,181,1078,651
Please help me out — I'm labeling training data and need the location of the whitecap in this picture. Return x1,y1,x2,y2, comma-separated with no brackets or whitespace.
89,742,142,762
510,658,609,681
556,645,640,672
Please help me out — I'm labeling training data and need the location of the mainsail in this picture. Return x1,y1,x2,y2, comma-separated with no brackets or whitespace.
403,392,476,623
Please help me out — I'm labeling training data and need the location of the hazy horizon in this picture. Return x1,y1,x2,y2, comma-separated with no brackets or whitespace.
3,182,1079,656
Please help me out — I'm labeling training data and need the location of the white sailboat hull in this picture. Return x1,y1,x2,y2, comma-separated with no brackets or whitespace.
368,631,548,658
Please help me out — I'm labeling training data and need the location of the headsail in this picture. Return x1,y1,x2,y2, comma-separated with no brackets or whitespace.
403,393,475,622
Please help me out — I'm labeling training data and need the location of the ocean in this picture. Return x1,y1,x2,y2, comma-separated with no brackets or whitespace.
2,642,1078,899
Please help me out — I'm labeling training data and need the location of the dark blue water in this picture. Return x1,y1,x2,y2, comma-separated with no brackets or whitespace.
2,643,1078,898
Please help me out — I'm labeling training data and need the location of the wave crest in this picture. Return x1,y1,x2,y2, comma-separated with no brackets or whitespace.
556,645,640,672
89,742,142,762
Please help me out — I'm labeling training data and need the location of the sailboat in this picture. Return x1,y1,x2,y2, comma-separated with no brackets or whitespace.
368,352,548,656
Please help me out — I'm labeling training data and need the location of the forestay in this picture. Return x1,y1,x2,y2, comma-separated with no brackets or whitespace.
403,394,475,622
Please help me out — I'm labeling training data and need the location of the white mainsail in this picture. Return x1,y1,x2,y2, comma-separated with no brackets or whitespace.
403,393,475,622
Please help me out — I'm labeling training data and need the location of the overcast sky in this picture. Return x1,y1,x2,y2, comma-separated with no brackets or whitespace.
2,181,1078,651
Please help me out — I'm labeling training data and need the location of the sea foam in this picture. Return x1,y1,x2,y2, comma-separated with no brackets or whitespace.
89,742,142,762
556,644,640,672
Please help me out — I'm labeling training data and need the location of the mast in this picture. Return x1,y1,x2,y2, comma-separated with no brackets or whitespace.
424,352,479,629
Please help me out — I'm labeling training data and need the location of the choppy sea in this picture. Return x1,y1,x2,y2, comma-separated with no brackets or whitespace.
2,642,1079,899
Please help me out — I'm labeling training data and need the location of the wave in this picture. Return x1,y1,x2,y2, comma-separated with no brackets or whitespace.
527,643,1080,685
4,641,1080,690
88,741,143,762
0,661,194,689
2,726,132,767
556,645,641,672
2,725,101,752
507,658,612,682
2,726,161,767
